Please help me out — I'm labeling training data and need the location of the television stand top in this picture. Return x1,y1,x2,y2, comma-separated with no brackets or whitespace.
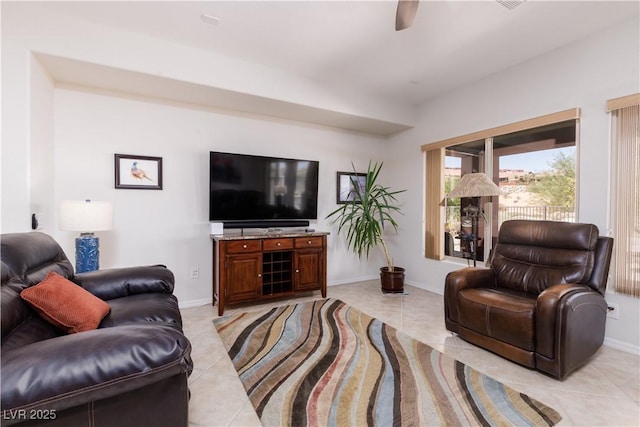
211,230,329,241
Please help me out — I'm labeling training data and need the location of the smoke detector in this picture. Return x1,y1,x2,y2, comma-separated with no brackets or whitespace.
497,0,527,11
200,14,220,26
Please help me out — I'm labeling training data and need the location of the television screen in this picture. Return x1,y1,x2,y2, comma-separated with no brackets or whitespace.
209,151,319,222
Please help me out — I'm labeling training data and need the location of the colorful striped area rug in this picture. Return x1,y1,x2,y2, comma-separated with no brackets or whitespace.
213,298,562,426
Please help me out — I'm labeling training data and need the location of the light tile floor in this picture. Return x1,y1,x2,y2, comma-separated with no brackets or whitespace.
182,281,640,426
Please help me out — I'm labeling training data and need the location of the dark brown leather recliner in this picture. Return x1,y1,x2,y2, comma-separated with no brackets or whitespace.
444,220,614,379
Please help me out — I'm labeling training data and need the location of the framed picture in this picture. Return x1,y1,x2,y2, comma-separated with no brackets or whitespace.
337,171,366,204
115,154,163,190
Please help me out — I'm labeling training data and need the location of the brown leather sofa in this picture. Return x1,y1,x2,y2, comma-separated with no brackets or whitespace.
444,220,613,379
1,232,193,426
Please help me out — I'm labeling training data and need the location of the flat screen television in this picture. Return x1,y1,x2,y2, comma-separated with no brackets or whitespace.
209,151,319,226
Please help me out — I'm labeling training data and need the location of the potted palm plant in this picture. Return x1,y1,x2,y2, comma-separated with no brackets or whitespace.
326,161,406,293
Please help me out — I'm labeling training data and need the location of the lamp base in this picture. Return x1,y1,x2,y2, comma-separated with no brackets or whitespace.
75,233,100,273
472,213,478,267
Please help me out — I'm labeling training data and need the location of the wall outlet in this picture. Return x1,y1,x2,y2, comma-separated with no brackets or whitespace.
190,267,199,280
607,302,619,320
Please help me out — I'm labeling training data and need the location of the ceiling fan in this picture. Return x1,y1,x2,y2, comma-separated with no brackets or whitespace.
395,0,420,31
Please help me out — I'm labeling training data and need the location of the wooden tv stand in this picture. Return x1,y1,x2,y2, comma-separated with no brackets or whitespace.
211,232,328,315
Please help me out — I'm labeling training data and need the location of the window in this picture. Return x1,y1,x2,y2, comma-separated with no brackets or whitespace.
423,109,580,262
608,94,640,297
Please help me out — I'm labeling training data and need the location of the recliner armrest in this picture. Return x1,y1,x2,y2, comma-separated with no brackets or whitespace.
536,284,586,353
0,324,192,419
73,265,174,300
444,267,495,328
536,283,607,378
445,267,495,291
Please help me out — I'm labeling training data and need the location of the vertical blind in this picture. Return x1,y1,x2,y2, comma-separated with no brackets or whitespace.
609,95,640,297
425,148,444,260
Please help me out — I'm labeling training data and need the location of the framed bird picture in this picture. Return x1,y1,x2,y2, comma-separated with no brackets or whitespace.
336,171,366,204
115,154,163,190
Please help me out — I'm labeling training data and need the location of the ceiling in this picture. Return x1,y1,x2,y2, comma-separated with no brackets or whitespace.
22,0,640,137
34,1,638,109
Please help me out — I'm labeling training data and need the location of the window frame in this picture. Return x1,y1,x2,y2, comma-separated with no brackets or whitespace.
421,108,581,261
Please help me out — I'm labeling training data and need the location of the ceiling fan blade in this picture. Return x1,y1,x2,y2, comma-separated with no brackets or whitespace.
395,0,419,31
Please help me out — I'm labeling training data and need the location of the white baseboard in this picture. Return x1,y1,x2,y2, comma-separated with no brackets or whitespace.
405,279,443,296
328,275,377,286
179,298,213,309
603,337,640,356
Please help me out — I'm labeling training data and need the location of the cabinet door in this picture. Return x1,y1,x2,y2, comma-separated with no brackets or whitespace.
294,249,322,291
225,253,262,302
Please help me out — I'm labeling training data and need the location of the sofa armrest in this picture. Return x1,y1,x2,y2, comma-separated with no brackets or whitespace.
444,267,495,330
1,325,192,419
73,265,174,300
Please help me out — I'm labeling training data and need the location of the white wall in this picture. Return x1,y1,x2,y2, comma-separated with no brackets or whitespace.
1,40,31,230
51,88,387,306
385,17,640,353
30,56,57,231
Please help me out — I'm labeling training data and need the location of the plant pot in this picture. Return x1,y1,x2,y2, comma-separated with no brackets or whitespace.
380,266,405,293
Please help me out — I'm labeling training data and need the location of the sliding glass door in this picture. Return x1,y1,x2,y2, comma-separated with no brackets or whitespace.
436,117,577,264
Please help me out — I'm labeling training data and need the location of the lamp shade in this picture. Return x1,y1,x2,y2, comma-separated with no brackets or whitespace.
447,173,503,198
60,200,113,232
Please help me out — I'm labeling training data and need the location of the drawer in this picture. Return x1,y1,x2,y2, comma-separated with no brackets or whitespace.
225,239,262,254
295,236,323,248
263,238,294,251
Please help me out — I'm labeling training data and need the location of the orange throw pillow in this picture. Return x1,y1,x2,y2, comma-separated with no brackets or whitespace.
20,271,110,334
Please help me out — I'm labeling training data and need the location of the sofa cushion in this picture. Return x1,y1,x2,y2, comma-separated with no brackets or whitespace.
20,272,110,334
458,288,536,351
1,316,62,353
99,293,182,330
1,232,74,286
2,263,31,341
2,262,63,351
